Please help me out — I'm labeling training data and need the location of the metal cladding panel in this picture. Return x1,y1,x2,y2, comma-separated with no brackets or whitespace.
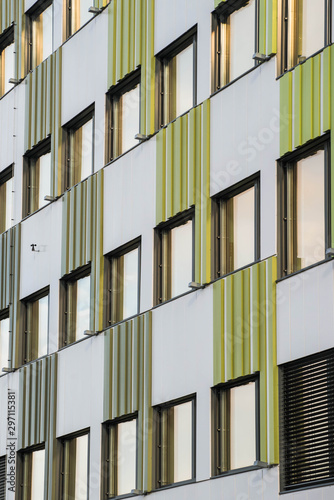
25,48,63,198
104,311,152,491
213,256,278,465
107,0,155,135
156,100,211,284
0,0,14,33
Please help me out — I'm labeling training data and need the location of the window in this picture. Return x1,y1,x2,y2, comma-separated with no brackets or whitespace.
280,349,334,491
212,379,258,476
60,266,91,346
60,432,89,499
0,165,13,234
105,72,141,162
103,416,137,498
213,175,260,278
23,139,52,216
27,0,53,71
18,447,45,499
212,0,258,93
22,288,49,364
64,106,94,191
154,397,195,488
65,0,94,39
0,26,15,97
281,0,331,73
157,28,197,128
279,137,330,276
0,310,10,373
154,211,194,304
105,239,140,327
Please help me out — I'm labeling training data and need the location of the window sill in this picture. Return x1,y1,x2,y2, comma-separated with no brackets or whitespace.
151,478,196,493
211,463,274,480
276,257,332,283
276,43,332,80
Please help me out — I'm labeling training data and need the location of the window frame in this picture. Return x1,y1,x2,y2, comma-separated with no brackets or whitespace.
211,0,259,94
156,27,197,129
17,444,46,500
59,429,90,500
212,174,260,280
0,25,15,97
0,164,13,234
105,70,141,163
22,286,49,365
153,395,196,490
279,0,332,74
26,0,53,72
0,308,10,374
59,264,91,347
211,375,260,477
278,135,331,278
102,413,138,499
154,209,195,305
104,237,141,328
63,104,94,192
23,137,52,217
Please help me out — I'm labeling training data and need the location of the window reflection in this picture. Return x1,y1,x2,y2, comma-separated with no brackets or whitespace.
62,433,89,500
0,317,9,372
25,293,49,362
32,4,53,69
171,220,193,298
69,117,94,189
123,248,139,320
5,177,13,232
232,187,255,270
121,84,140,153
296,150,325,269
175,45,194,118
230,382,256,469
31,449,45,499
28,150,51,214
75,275,91,341
116,420,137,495
3,42,15,95
229,0,255,82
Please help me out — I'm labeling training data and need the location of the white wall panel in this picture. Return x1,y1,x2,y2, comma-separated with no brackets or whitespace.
103,139,156,312
277,260,334,364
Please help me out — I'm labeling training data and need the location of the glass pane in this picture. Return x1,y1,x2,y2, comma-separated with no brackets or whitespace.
233,186,255,270
4,43,15,94
230,382,256,469
173,402,192,482
38,152,51,209
298,0,325,61
74,434,88,500
123,248,139,319
121,84,140,153
0,317,9,372
80,119,93,181
175,44,193,117
31,449,45,499
80,0,94,28
296,150,325,269
171,220,192,298
5,177,12,231
76,275,90,340
38,296,48,358
42,5,53,61
117,420,136,495
229,0,255,82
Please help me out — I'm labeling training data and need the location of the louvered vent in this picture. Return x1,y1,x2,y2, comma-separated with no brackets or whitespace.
0,455,6,500
280,350,334,491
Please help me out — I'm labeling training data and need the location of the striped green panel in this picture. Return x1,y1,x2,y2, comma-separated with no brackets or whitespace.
0,230,11,310
300,59,313,145
213,257,278,464
258,0,266,55
104,311,153,491
279,72,293,155
323,46,331,132
14,0,26,80
267,0,277,55
10,224,22,369
0,0,15,33
155,101,211,284
293,65,302,148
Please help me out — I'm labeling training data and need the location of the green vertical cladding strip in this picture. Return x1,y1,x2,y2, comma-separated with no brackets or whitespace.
173,118,182,215
112,326,120,419
141,0,147,134
301,58,313,145
201,99,211,284
188,107,196,207
18,368,24,449
135,0,142,68
25,74,32,151
313,54,321,140
233,272,243,379
132,317,139,412
267,0,277,55
213,258,278,464
156,129,166,224
69,187,76,273
31,70,37,149
142,311,152,492
122,0,130,77
293,64,302,148
243,269,251,376
115,0,123,83
119,323,127,416
181,115,188,212
213,280,222,385
61,192,69,276
36,65,43,144
225,275,233,381
194,106,202,284
166,125,174,219
126,322,133,413
323,46,331,132
146,0,155,135
103,331,113,421
95,170,104,332
129,0,135,72
74,184,82,270
11,224,21,369
108,0,116,88
258,0,267,55
280,72,293,155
